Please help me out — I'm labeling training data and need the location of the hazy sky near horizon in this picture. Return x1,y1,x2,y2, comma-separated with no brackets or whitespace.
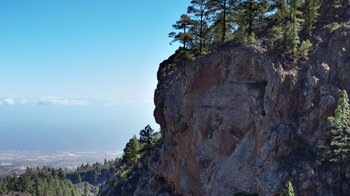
0,1,189,151
0,0,188,101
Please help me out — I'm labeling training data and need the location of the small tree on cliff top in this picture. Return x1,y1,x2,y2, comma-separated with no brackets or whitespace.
206,0,236,43
169,14,194,49
188,0,211,55
237,0,268,37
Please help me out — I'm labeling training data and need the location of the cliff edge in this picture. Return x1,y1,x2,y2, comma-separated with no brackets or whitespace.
151,4,350,195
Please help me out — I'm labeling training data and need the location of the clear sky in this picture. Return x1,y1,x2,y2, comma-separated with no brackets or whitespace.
0,1,189,151
0,0,188,101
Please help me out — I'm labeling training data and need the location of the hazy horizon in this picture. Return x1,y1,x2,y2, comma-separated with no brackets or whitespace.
0,100,158,152
0,1,187,152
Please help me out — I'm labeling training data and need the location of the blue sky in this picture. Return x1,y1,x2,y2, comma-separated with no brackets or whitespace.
0,1,189,151
0,0,188,101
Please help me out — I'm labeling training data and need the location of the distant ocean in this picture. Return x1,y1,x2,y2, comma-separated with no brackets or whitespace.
0,101,158,152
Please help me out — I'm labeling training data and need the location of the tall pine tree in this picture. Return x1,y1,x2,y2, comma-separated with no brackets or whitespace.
237,0,268,37
268,0,305,61
303,0,320,38
323,90,350,195
269,0,290,50
123,135,141,167
206,0,237,43
139,125,155,154
188,0,211,55
288,0,303,61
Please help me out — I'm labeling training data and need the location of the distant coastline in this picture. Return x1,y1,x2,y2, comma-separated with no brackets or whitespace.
0,150,121,176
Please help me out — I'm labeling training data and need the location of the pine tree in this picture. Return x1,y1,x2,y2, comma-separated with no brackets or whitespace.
206,0,237,43
93,169,99,184
282,181,295,196
34,177,45,195
83,182,89,196
269,0,305,61
0,182,7,194
18,175,33,193
139,125,155,154
123,135,141,166
268,0,315,61
267,25,283,51
57,168,66,179
289,0,303,61
237,0,268,37
297,39,312,60
303,0,320,38
169,14,194,49
188,0,211,55
269,0,290,50
324,90,350,195
76,173,82,183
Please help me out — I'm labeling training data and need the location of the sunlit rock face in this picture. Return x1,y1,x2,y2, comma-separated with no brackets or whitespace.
152,20,350,195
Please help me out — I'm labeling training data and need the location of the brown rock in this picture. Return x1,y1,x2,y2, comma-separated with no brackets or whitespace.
150,22,350,195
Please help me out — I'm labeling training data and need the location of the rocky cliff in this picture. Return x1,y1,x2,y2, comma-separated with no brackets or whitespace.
150,3,350,196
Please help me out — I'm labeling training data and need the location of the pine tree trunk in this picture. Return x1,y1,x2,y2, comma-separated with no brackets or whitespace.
184,27,187,48
305,0,312,38
283,26,287,50
292,1,297,61
248,2,253,36
222,0,227,43
200,10,204,54
283,0,289,50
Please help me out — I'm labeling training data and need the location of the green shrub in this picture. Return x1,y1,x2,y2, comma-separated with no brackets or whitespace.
297,39,312,60
173,48,195,64
248,32,256,44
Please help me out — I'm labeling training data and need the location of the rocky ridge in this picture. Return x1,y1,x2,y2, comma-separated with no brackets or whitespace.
149,2,350,195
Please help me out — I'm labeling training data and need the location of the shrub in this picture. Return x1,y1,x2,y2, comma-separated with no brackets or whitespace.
297,39,312,60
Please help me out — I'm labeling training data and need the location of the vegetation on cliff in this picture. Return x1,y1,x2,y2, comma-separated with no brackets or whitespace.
99,125,165,196
320,90,350,195
169,0,347,62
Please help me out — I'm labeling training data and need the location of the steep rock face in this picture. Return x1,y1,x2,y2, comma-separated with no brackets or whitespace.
319,0,350,22
153,21,350,195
